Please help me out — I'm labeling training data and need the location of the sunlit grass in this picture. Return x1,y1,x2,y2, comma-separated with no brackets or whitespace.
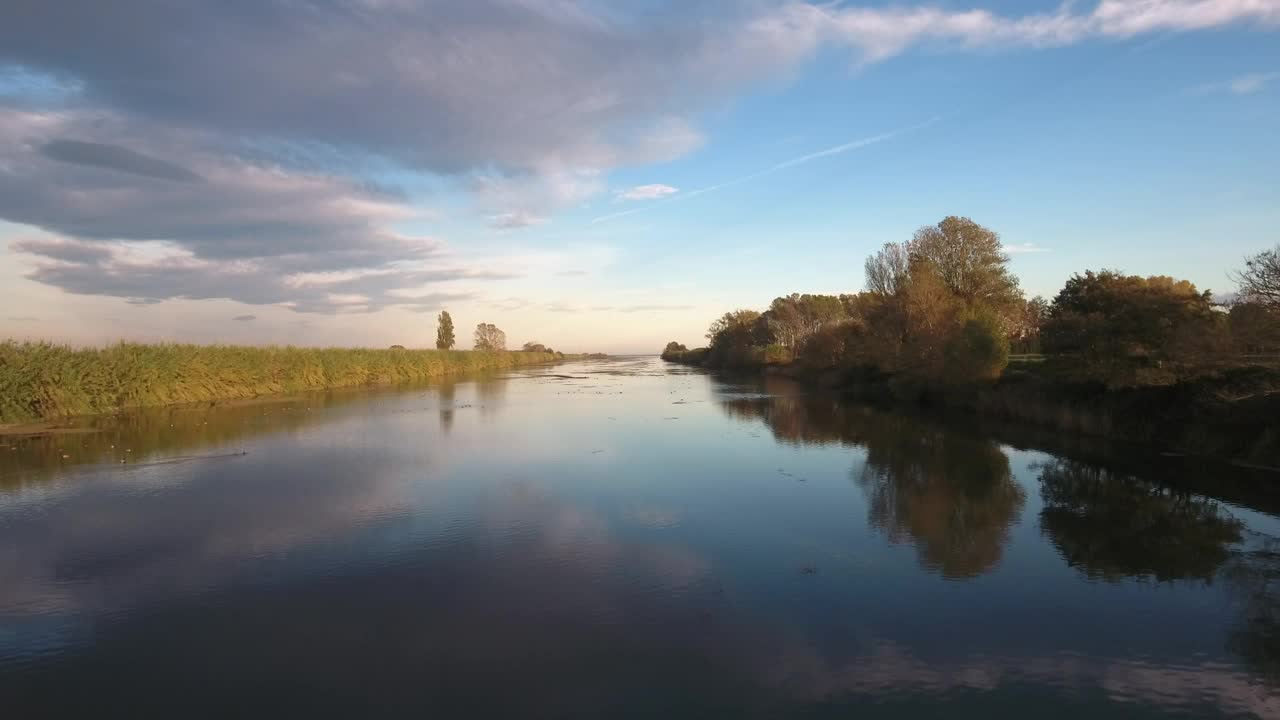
0,341,560,423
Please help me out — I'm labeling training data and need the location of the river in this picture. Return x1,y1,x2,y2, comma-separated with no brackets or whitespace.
2,356,1279,718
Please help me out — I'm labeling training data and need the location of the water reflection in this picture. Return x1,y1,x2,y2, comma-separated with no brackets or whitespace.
0,395,343,492
475,372,506,418
0,447,414,623
4,360,1280,717
1034,458,1280,687
437,379,456,433
1224,538,1280,681
721,383,1024,579
1037,459,1244,582
857,419,1024,580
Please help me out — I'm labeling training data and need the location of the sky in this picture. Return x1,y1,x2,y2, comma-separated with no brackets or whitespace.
1,0,1278,354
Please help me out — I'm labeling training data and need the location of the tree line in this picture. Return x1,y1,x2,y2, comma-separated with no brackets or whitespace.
663,216,1280,388
431,310,564,356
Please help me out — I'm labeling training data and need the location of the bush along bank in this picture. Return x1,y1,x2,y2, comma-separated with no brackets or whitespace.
660,216,1280,466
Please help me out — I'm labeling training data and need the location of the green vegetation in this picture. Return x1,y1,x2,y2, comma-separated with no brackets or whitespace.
0,342,562,424
664,219,1280,391
436,311,456,350
661,222,1280,462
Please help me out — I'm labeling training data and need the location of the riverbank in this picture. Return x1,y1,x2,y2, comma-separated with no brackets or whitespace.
0,341,576,425
669,354,1280,468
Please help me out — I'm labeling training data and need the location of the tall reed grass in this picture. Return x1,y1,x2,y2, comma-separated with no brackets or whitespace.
0,341,561,423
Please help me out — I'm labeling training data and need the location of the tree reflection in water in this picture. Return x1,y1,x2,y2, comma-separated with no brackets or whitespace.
857,419,1024,580
437,379,456,433
1224,539,1280,681
722,381,1280,683
1036,459,1244,583
721,383,1025,580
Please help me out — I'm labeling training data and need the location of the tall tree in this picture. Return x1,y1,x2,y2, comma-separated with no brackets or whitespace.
1234,244,1280,307
473,323,506,351
864,242,910,296
907,216,1022,311
436,310,455,350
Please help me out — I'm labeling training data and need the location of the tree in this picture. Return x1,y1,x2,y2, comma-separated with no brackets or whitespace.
473,323,506,351
764,294,847,350
944,311,1010,383
1007,296,1049,354
860,258,963,381
907,216,1021,311
436,311,455,350
864,242,910,296
1041,271,1226,385
1234,245,1280,307
1229,301,1280,354
706,309,763,367
661,341,688,360
800,321,859,368
522,341,548,353
854,218,1023,385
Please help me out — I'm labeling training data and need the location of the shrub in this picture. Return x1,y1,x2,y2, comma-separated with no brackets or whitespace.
763,344,792,365
944,312,1010,383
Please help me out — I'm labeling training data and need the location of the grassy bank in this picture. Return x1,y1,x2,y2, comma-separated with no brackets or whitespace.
0,341,567,424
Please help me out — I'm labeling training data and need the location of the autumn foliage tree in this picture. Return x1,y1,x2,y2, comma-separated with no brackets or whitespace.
665,215,1277,389
473,323,506,351
762,294,847,350
859,218,1016,384
1041,271,1225,386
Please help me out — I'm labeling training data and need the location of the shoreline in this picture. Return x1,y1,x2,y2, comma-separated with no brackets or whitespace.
670,356,1280,469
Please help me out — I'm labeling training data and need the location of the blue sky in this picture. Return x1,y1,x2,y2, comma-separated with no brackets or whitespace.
1,0,1278,353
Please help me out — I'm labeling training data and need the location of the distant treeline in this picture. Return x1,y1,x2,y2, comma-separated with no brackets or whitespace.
0,342,569,424
664,216,1280,392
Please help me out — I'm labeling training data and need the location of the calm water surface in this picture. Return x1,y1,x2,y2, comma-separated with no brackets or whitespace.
3,357,1279,718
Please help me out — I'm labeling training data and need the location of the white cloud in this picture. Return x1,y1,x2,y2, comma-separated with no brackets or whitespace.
616,184,679,201
768,0,1280,65
2,0,1279,325
1003,243,1051,254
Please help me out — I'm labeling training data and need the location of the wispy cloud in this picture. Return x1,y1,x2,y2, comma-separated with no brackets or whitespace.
1192,71,1279,95
232,314,257,322
489,211,547,230
593,117,938,224
616,184,679,201
1003,243,1051,254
